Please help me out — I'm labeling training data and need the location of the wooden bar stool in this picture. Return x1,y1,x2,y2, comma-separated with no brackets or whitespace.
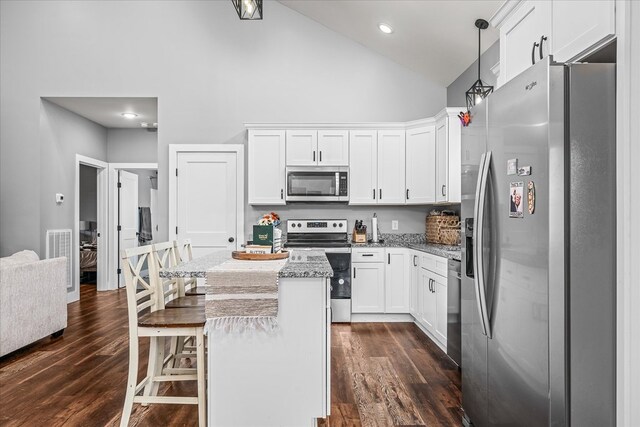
120,245,206,427
153,241,202,370
174,239,208,296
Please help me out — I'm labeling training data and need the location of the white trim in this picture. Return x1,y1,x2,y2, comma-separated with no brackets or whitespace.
107,162,158,290
168,144,245,252
616,1,639,425
245,108,462,131
490,61,501,78
74,155,108,301
489,0,524,29
350,313,414,322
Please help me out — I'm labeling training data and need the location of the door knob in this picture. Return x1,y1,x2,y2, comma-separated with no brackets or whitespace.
228,237,235,243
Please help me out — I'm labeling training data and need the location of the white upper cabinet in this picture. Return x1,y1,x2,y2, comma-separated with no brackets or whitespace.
435,118,449,203
377,130,406,205
435,113,461,203
494,0,616,87
406,125,436,204
248,130,286,205
286,130,318,166
497,0,551,87
551,0,615,63
349,130,378,205
317,130,349,166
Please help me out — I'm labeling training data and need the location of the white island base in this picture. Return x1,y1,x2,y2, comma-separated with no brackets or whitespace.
207,276,331,427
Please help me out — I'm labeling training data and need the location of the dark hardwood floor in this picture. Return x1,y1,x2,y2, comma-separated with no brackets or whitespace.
0,285,461,426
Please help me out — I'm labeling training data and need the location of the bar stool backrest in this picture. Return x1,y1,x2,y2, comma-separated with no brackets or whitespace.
152,241,180,305
121,245,161,336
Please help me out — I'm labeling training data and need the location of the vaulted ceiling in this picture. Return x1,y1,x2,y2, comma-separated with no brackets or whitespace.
278,0,502,86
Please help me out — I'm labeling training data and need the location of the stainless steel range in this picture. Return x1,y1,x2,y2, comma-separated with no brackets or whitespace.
285,219,351,322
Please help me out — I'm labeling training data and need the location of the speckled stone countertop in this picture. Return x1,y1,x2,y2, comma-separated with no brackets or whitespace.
159,249,333,279
350,233,462,261
278,249,333,278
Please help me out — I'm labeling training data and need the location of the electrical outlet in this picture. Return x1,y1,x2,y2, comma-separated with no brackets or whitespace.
391,220,399,230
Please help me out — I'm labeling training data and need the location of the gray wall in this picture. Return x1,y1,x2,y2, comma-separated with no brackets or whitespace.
447,41,500,108
79,165,97,221
38,100,108,257
0,0,446,256
107,129,158,163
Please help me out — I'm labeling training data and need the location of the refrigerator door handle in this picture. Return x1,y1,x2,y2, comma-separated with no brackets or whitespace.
473,151,492,338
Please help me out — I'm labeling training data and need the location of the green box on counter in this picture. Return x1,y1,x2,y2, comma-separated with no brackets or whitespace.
253,225,274,246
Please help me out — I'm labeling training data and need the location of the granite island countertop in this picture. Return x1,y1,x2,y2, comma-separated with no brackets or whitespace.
160,249,333,279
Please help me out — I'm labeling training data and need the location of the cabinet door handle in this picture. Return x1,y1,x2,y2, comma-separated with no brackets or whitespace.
413,255,417,267
362,254,374,257
313,151,316,162
281,189,284,199
319,151,322,162
373,189,376,200
353,267,356,278
406,189,409,200
531,41,540,65
539,35,547,60
428,278,432,292
379,189,382,200
388,253,391,264
441,185,446,196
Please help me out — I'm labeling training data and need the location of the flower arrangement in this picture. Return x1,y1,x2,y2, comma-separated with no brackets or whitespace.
258,212,281,227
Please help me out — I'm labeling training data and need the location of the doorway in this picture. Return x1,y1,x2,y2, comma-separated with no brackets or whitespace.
108,163,159,288
74,155,108,301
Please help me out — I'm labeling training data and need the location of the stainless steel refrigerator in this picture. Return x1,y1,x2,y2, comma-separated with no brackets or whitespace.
460,57,616,427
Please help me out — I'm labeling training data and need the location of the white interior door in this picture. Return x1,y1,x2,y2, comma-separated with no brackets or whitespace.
118,170,138,286
177,152,238,258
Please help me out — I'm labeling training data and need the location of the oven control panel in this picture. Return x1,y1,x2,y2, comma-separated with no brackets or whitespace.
287,219,348,233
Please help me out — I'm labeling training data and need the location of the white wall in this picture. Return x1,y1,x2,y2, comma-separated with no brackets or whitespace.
447,40,500,108
38,100,108,257
0,0,446,256
107,128,158,163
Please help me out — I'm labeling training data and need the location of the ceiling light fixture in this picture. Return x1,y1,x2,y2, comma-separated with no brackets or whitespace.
232,0,262,20
121,112,138,119
378,23,393,34
465,19,494,113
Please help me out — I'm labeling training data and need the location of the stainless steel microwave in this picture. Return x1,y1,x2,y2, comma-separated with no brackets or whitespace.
285,167,349,202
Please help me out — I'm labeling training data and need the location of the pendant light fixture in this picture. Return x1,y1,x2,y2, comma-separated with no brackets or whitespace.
232,0,263,20
465,19,493,112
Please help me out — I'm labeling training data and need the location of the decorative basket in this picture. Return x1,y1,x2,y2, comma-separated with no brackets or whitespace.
426,214,460,244
439,226,461,246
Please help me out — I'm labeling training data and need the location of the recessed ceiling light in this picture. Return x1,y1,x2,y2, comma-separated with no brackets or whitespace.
378,23,393,34
121,112,138,119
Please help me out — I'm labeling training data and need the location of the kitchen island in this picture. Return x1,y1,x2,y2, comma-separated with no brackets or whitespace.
161,249,333,427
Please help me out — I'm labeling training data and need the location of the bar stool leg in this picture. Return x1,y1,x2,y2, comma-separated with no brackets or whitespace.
196,328,207,427
120,335,138,427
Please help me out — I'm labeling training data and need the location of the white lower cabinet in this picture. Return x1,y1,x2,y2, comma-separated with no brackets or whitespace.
351,249,449,349
409,251,420,318
419,268,437,331
352,261,385,313
433,273,448,344
413,252,448,349
384,249,410,313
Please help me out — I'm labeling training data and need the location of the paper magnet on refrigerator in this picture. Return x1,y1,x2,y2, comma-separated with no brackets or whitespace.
509,182,524,218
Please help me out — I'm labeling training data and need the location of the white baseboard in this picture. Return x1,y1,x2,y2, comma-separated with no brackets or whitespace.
350,313,413,323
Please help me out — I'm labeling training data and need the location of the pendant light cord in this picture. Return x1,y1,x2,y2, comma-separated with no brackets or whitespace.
477,26,481,81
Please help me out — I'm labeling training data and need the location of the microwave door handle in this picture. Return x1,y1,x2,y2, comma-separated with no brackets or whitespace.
336,173,340,196
473,151,492,338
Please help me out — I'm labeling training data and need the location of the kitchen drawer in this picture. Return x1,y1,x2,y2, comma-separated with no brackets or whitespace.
420,253,448,277
352,248,385,263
